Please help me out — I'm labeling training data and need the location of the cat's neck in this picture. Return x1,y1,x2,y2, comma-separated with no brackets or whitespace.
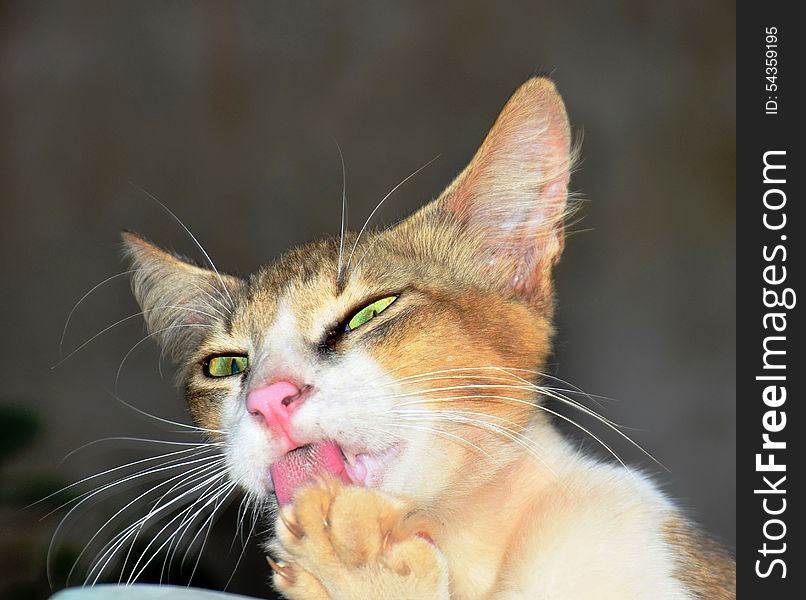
428,418,575,598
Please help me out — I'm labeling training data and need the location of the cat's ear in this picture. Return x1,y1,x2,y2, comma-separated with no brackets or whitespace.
121,231,242,362
436,77,574,305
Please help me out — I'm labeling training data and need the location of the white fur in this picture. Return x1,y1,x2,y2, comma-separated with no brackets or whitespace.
222,296,435,501
503,460,691,598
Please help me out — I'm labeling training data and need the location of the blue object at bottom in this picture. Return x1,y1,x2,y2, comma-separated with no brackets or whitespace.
50,584,260,599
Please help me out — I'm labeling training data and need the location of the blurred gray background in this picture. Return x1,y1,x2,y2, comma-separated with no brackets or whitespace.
0,1,734,598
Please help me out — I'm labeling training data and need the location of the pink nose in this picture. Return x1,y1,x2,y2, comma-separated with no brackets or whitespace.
246,381,309,447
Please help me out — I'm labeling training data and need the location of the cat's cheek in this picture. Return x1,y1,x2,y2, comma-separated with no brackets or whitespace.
287,350,399,450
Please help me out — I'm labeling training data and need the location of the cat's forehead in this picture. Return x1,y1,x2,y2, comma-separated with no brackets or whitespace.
231,234,410,338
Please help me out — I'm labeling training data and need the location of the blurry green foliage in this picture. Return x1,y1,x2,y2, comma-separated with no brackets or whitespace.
0,404,39,462
0,402,80,599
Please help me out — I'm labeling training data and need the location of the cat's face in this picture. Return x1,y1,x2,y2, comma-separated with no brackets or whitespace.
124,77,573,511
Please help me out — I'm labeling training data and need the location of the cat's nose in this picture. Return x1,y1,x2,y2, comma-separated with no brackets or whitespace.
246,380,310,447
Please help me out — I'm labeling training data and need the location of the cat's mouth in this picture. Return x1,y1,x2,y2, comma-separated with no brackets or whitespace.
269,440,401,505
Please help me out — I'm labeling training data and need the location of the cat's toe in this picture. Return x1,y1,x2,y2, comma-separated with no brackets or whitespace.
268,556,330,600
275,477,409,567
321,481,409,566
381,535,449,594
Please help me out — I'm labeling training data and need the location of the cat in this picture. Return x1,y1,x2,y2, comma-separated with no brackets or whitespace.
122,77,735,599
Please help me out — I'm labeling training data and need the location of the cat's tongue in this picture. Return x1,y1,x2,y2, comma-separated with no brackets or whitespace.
270,440,349,505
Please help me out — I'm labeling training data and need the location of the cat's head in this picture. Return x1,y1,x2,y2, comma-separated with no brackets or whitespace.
123,78,573,509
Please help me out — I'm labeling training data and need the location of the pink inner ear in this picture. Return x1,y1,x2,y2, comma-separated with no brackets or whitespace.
441,78,572,301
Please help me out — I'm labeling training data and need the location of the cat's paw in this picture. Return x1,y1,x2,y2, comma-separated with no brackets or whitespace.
268,479,449,600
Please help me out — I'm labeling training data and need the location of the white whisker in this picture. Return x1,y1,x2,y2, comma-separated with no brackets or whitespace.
189,282,230,318
114,323,215,388
58,436,221,469
75,459,227,585
224,499,259,590
126,480,236,585
391,422,498,464
393,408,562,485
35,445,218,516
399,394,634,476
129,183,235,308
106,390,226,435
378,365,661,468
52,305,218,370
59,269,137,355
334,139,348,282
186,483,237,584
49,450,223,586
89,468,228,586
344,156,439,275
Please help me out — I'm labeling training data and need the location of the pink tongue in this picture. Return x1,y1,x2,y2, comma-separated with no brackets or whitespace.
270,440,348,505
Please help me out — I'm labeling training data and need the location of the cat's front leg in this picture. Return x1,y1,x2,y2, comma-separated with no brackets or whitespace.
268,479,449,600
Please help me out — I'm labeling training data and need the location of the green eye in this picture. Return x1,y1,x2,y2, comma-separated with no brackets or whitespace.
205,355,249,377
346,296,398,332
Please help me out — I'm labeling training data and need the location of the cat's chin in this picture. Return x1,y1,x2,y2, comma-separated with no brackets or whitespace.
268,440,403,505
